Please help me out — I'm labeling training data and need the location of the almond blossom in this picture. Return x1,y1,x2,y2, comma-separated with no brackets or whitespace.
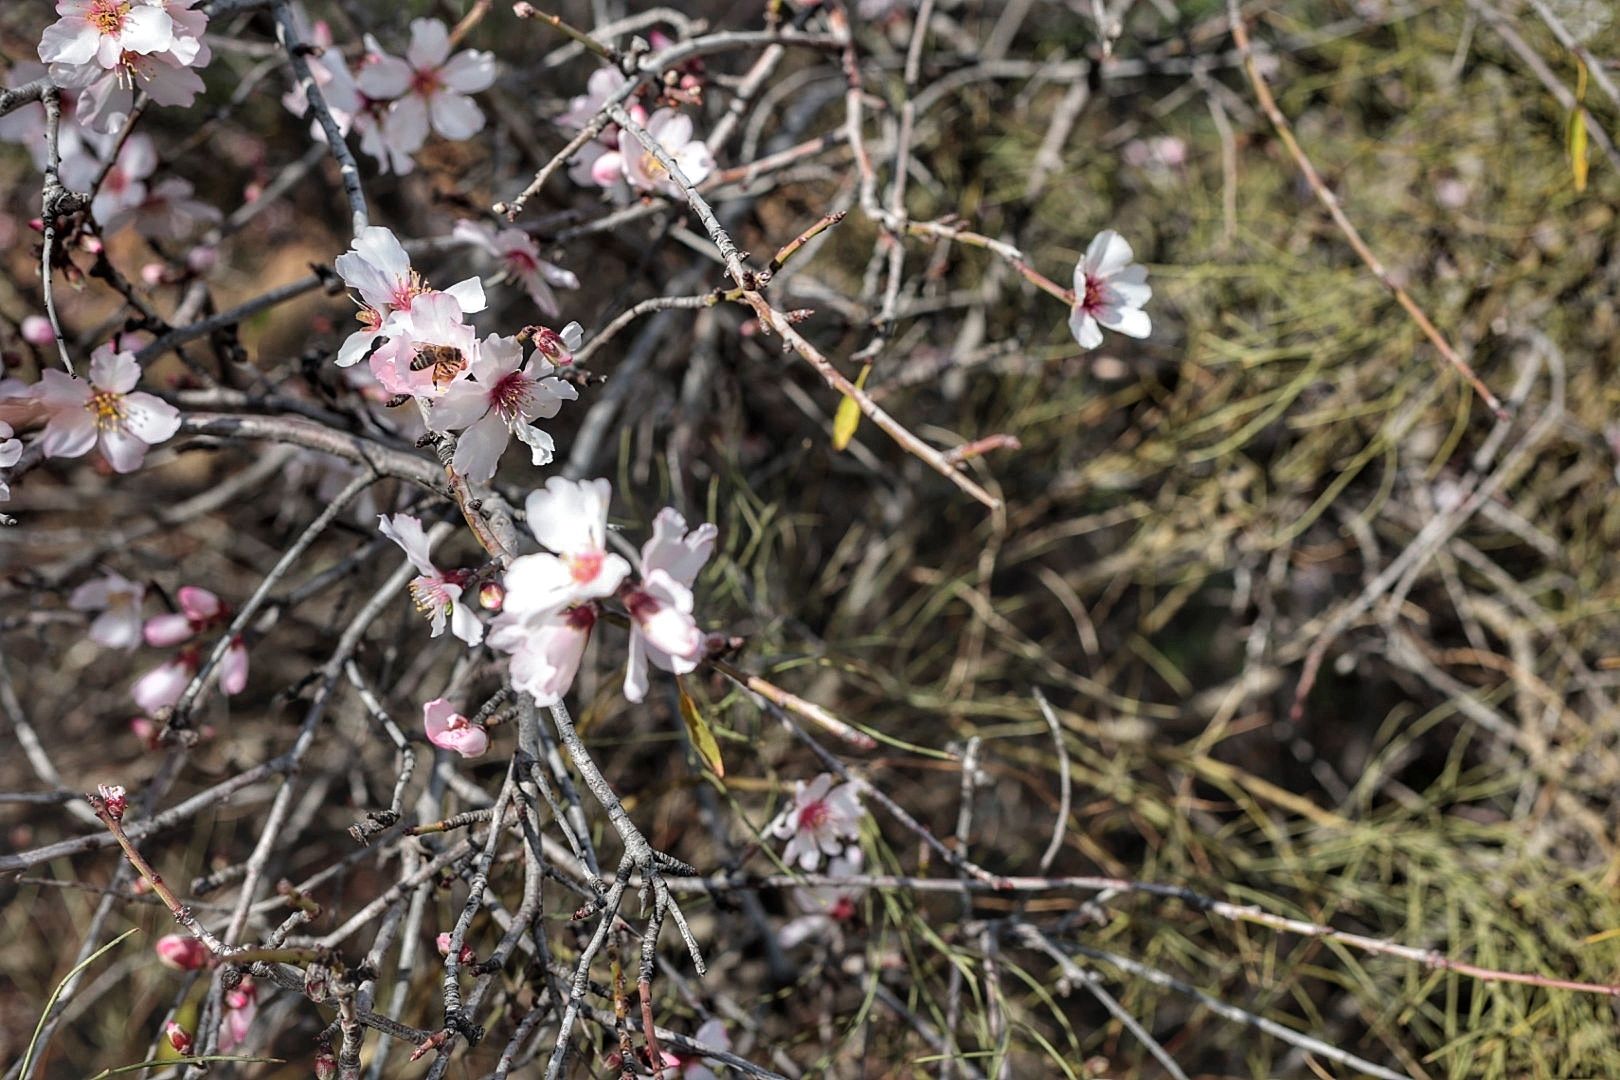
356,19,495,145
368,291,481,398
333,225,483,373
425,333,577,482
132,649,195,713
423,698,488,758
623,508,715,703
1069,229,1151,350
487,603,596,707
0,420,20,502
38,0,177,72
142,584,223,646
68,570,145,650
36,342,181,473
503,478,631,619
621,108,715,196
452,219,579,317
377,513,484,645
769,773,863,871
780,849,865,948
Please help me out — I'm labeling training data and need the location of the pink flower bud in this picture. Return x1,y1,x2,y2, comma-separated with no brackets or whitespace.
97,784,127,821
165,1020,193,1054
82,235,103,255
315,1047,337,1080
187,245,218,273
435,932,476,965
220,637,249,696
21,315,53,346
131,716,161,749
140,263,165,287
156,933,209,971
478,581,505,612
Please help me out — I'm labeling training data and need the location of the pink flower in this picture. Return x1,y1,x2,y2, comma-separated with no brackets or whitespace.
142,584,223,646
132,649,195,713
0,420,16,502
57,131,155,224
36,343,181,473
434,931,475,964
377,513,484,645
558,67,626,132
487,603,596,707
220,636,249,695
768,773,863,871
38,0,177,71
1069,230,1151,350
68,570,146,650
502,478,630,619
281,16,357,137
425,333,577,482
531,321,582,365
218,976,256,1052
164,1020,192,1053
155,933,209,970
357,19,495,143
452,219,579,317
621,109,714,196
671,1019,731,1080
622,508,715,703
423,698,488,758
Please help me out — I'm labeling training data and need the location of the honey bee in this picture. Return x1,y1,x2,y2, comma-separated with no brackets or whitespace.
410,344,468,389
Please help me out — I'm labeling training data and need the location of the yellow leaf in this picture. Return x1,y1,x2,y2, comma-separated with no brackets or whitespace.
831,364,872,451
676,675,725,779
1569,59,1590,193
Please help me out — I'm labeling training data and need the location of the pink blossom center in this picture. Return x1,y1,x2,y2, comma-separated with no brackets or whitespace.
568,550,603,584
564,604,598,631
830,896,856,921
409,575,452,616
85,388,126,431
623,588,660,622
388,271,429,310
797,799,830,832
490,370,534,418
505,249,538,274
411,68,444,98
356,304,385,332
89,0,131,36
1079,273,1104,314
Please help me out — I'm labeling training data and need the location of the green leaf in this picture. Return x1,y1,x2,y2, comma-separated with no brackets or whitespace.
20,928,141,1077
832,363,872,451
676,675,725,779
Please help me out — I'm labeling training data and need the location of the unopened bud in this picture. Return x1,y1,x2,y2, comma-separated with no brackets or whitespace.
435,932,475,965
513,2,536,17
314,1047,337,1080
21,315,53,346
478,581,505,612
155,933,209,971
304,964,329,1002
165,1020,193,1054
96,784,127,821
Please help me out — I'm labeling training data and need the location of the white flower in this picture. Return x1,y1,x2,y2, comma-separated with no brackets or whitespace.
780,849,865,948
36,343,181,472
68,571,145,650
426,333,577,482
281,16,358,138
111,176,220,239
503,478,631,619
558,66,625,131
621,108,714,196
64,52,207,133
357,19,495,143
622,508,715,703
1069,230,1151,350
0,419,19,503
367,291,481,399
377,513,484,646
38,0,177,71
487,603,596,707
62,131,155,224
768,773,863,871
334,226,484,372
451,219,579,317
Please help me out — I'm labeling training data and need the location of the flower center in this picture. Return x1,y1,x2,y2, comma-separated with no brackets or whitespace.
410,68,444,98
623,588,661,622
85,389,126,431
1079,273,1104,313
564,604,598,631
388,271,429,311
798,800,830,832
490,370,534,418
639,150,668,178
356,304,384,332
505,249,538,274
89,0,131,36
568,551,603,585
408,575,452,616
830,896,856,921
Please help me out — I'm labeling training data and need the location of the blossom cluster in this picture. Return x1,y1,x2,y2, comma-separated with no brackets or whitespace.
38,0,211,132
561,67,716,198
